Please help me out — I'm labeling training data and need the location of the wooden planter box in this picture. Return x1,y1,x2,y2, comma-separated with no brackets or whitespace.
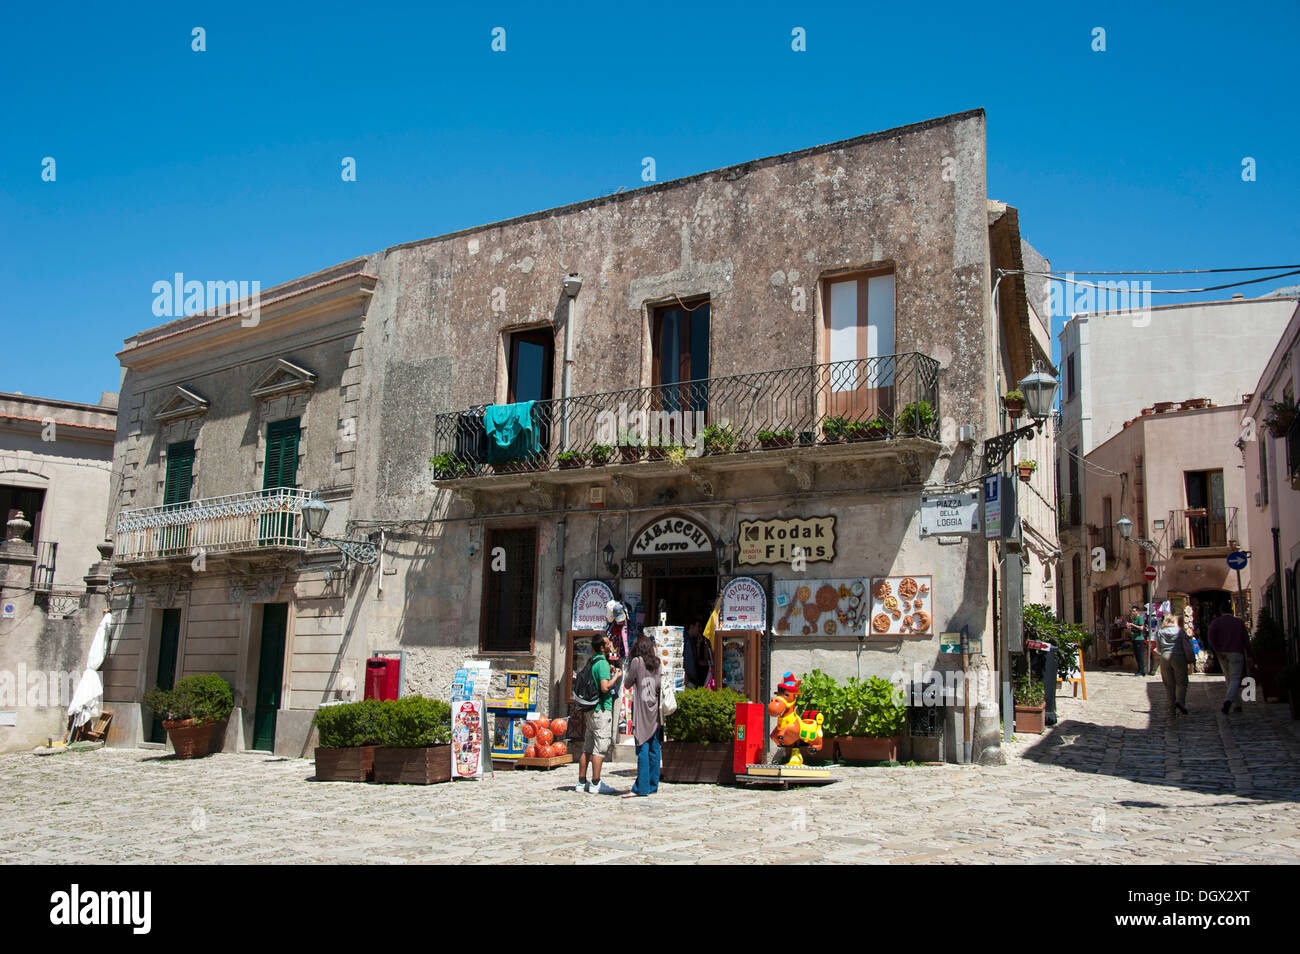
164,719,224,759
661,741,736,785
372,745,452,784
836,735,899,762
1014,705,1046,734
314,745,377,782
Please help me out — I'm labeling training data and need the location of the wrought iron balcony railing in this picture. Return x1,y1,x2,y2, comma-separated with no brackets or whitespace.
432,353,940,477
1169,507,1238,551
32,540,57,591
114,488,314,563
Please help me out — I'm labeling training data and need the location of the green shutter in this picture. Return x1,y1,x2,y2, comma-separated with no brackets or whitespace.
163,442,194,506
263,419,300,490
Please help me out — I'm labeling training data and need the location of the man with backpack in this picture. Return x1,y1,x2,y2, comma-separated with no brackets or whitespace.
575,633,622,794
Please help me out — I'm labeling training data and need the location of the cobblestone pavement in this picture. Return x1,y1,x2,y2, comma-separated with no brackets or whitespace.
2,671,1297,864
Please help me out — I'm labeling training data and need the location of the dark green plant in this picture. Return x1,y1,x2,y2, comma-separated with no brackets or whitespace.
1022,603,1091,677
1252,610,1286,655
663,688,748,743
898,400,935,436
312,699,387,748
1014,670,1045,706
702,424,737,453
379,696,452,748
429,453,468,478
757,428,795,443
823,416,849,439
556,450,586,465
1003,389,1025,404
144,674,234,725
617,427,643,448
795,670,851,736
589,443,614,464
840,676,906,738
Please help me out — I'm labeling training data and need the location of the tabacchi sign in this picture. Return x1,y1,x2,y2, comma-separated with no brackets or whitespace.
630,514,714,557
737,516,836,565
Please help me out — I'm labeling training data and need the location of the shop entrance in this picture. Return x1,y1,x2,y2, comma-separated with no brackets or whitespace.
641,558,717,689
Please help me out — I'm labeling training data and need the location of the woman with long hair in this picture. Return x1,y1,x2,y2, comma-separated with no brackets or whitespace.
621,635,663,797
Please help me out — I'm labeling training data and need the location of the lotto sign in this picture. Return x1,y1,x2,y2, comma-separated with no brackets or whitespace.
718,576,767,631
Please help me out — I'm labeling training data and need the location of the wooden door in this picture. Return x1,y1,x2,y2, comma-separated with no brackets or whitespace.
148,608,182,743
252,603,288,751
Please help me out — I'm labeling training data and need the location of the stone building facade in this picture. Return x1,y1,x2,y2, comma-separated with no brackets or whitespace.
104,109,1049,761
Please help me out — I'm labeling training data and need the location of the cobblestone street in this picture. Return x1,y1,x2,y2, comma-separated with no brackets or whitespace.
2,671,1298,864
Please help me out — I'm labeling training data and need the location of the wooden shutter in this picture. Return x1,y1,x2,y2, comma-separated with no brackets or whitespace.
163,442,194,506
263,419,300,490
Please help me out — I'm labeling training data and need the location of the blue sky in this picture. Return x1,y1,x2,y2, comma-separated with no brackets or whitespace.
3,0,1297,404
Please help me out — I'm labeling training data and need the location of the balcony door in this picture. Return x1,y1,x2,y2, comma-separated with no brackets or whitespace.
823,270,895,420
261,418,299,545
148,608,182,743
507,329,553,454
651,299,710,431
1184,469,1225,547
160,441,194,555
252,603,288,752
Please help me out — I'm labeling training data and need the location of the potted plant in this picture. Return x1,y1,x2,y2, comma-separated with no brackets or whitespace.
1277,664,1300,720
702,423,737,455
1013,670,1046,734
143,674,234,759
861,417,890,442
898,400,936,438
1017,459,1037,482
589,443,614,466
1023,604,1092,680
835,676,906,762
429,452,469,479
793,669,842,763
372,696,453,784
798,430,817,446
312,699,385,781
664,442,689,467
617,428,643,464
557,450,586,470
822,416,849,443
1250,611,1288,702
1264,398,1298,438
757,428,795,449
662,687,748,784
1003,389,1026,418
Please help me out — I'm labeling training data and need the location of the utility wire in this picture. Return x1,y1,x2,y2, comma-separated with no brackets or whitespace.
1005,265,1300,276
1005,268,1300,295
1061,445,1125,478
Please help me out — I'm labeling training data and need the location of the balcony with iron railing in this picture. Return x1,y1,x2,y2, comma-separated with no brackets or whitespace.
431,353,940,482
1287,416,1300,488
114,488,315,564
1169,506,1238,552
32,540,57,591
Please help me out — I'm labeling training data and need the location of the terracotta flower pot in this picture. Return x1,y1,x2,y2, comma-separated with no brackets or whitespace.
760,436,794,450
1014,705,1046,734
619,446,642,464
163,719,220,759
803,736,837,763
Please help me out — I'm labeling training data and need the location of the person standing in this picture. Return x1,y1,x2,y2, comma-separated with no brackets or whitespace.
1155,612,1192,716
1127,605,1148,676
1208,602,1250,714
576,634,621,794
621,636,663,797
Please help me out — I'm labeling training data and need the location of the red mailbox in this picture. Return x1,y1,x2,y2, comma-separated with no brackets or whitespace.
365,657,401,701
733,701,764,774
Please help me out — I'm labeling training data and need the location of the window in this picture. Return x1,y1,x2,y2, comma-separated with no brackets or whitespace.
651,298,710,421
507,328,554,451
1068,446,1081,526
1066,352,1077,401
163,441,194,506
263,419,300,490
0,486,44,543
1101,496,1114,557
481,527,537,653
1071,554,1083,624
822,269,895,417
1259,437,1269,507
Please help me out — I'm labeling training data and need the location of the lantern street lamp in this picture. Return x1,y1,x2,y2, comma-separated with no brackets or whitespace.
1116,515,1134,541
982,360,1060,470
301,496,379,569
602,542,619,579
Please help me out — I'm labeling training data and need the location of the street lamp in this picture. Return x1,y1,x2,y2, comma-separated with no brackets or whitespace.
982,360,1059,470
602,542,619,579
301,496,379,569
1116,515,1134,541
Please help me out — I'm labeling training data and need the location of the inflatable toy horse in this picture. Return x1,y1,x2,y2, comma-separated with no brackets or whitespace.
767,672,824,766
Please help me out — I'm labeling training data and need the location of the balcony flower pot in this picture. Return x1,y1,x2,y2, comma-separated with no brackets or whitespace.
589,445,614,466
1002,391,1026,418
836,735,900,762
1153,401,1175,413
618,445,643,464
557,453,586,470
1017,462,1037,482
314,745,377,782
372,745,452,784
659,741,736,784
1013,705,1046,735
798,431,816,446
756,430,795,450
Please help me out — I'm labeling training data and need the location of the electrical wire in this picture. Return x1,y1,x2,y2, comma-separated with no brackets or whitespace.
1003,267,1300,295
1007,265,1300,276
1061,445,1125,478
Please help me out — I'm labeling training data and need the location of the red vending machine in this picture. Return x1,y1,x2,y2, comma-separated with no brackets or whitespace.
733,701,765,774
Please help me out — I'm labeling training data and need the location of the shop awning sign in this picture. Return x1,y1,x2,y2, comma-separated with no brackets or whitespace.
737,516,835,565
718,576,767,631
572,579,615,631
919,491,981,537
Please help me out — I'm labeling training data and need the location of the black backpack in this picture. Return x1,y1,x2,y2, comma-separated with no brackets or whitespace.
573,658,600,711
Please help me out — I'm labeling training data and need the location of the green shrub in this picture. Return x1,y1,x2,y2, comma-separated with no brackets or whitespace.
664,688,748,743
1014,670,1045,707
702,424,737,453
822,416,849,439
380,696,452,747
429,453,468,478
794,670,851,736
312,699,387,748
898,400,935,436
757,428,794,443
1023,603,1091,677
589,443,614,464
841,676,906,737
144,674,234,725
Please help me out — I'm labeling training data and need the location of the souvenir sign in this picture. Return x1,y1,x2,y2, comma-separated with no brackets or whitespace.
867,576,933,637
718,576,767,631
572,579,615,631
737,516,835,565
773,578,871,637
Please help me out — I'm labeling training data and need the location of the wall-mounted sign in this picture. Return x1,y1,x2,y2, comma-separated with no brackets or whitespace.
867,576,933,637
571,579,616,631
920,491,981,537
630,513,714,558
737,516,836,565
773,578,870,637
718,576,767,631
1,602,13,619
983,474,1016,540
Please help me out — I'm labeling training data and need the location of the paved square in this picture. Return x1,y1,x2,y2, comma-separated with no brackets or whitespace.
2,671,1297,864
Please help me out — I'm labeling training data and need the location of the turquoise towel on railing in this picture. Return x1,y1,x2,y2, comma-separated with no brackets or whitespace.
483,401,539,463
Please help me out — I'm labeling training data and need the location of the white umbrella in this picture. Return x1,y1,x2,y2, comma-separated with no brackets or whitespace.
67,610,112,731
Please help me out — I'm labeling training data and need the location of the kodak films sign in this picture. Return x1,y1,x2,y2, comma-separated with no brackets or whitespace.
737,516,836,565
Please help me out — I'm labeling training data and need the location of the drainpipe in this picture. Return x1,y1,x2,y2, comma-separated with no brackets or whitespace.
561,274,583,452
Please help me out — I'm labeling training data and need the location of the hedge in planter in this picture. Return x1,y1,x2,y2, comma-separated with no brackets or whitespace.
143,674,234,759
372,696,453,784
662,688,748,784
312,699,387,781
836,676,906,762
793,669,842,762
